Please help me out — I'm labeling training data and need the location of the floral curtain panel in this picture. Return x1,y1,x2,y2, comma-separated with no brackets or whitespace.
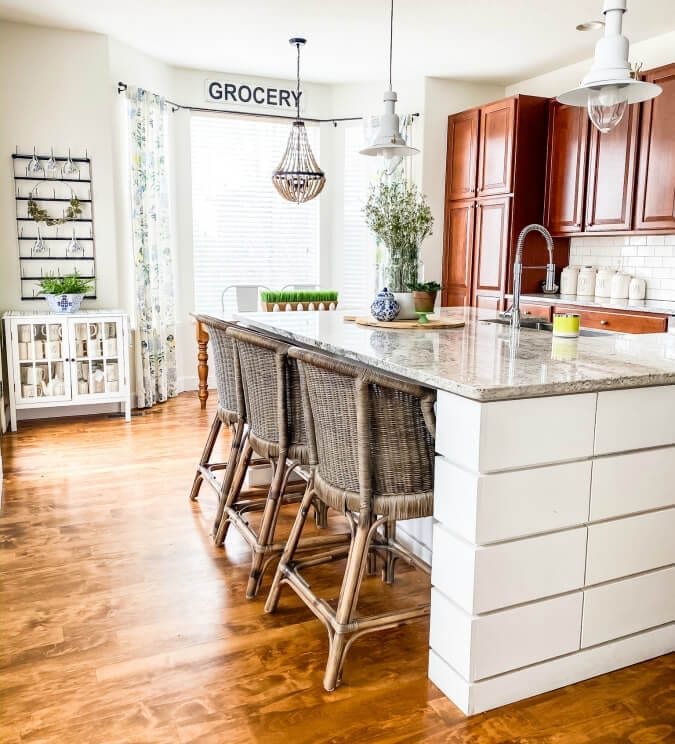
126,86,177,408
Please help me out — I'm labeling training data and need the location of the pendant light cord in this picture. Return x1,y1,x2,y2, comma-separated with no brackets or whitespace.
389,0,394,90
296,41,301,120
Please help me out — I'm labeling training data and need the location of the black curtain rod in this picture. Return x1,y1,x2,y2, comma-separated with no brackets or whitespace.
116,81,419,124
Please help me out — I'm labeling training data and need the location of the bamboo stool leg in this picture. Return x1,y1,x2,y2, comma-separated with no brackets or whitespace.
214,440,253,546
212,421,246,531
323,512,372,691
246,455,287,599
265,481,315,613
189,414,222,501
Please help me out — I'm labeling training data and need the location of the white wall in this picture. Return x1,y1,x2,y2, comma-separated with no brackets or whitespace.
421,78,506,284
505,30,675,97
0,22,119,311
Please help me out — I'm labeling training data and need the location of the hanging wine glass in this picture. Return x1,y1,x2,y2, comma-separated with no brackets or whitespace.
66,227,83,257
45,147,59,177
32,226,47,256
27,146,44,176
62,148,79,177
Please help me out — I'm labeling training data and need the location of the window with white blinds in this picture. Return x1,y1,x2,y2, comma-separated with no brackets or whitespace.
341,126,379,310
190,114,320,315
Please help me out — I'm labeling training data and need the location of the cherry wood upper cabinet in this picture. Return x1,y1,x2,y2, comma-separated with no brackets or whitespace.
585,103,639,232
445,109,479,201
477,98,516,197
635,63,675,231
442,200,475,307
472,196,511,301
544,102,589,235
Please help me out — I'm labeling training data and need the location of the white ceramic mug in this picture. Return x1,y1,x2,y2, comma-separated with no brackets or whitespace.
577,267,597,297
102,338,118,357
78,379,89,395
629,277,647,300
41,324,62,341
87,339,101,357
76,323,98,341
76,340,86,357
25,366,45,384
105,362,119,382
33,341,45,360
92,369,105,393
18,342,29,360
104,322,117,339
22,383,39,398
18,325,34,343
46,341,61,358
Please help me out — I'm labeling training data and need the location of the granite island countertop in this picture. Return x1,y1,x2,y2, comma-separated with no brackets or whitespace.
234,308,675,402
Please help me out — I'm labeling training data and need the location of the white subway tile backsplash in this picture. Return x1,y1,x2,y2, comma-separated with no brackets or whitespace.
569,235,675,301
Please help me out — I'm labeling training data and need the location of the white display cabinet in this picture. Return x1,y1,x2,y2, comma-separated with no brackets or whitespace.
3,310,131,431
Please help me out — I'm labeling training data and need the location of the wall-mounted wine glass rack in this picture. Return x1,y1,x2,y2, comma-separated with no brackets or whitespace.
12,149,97,300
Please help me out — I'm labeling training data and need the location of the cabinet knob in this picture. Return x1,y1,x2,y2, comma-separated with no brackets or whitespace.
600,320,608,326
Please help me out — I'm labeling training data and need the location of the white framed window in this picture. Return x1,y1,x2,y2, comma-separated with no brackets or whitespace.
190,114,320,315
341,125,379,310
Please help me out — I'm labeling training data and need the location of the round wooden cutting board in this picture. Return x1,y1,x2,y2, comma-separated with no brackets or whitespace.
353,316,465,330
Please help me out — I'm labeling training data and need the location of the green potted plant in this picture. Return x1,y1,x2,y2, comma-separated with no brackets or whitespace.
363,174,434,318
38,272,94,313
409,280,442,313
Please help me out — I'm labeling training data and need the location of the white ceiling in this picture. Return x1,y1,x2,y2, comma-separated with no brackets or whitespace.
0,0,674,85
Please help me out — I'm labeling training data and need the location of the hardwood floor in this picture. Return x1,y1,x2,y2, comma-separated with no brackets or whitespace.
1,393,673,743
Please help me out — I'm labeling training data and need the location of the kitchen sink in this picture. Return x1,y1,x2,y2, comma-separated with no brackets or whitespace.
481,318,615,337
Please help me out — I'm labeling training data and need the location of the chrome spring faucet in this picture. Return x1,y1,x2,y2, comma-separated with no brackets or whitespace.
507,224,557,329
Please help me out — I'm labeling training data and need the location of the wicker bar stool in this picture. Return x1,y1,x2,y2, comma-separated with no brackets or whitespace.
189,315,251,535
215,327,343,599
264,347,436,691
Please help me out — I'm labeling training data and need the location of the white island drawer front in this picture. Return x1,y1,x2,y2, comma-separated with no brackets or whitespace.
436,391,596,473
590,447,675,521
432,524,587,614
581,567,675,648
430,588,583,681
594,386,675,455
585,509,675,585
434,457,591,544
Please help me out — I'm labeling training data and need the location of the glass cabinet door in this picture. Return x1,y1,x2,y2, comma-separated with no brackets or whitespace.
14,319,71,403
69,318,124,400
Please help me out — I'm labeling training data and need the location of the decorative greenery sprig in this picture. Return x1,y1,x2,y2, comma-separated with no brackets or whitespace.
260,290,338,304
409,280,442,292
38,271,94,295
28,196,82,226
363,176,433,292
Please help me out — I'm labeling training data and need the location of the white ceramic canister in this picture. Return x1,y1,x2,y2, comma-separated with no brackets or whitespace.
595,268,616,298
629,277,647,300
610,272,631,300
576,266,597,297
560,266,580,295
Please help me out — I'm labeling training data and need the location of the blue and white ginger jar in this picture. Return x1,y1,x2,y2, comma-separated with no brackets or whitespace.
370,287,400,322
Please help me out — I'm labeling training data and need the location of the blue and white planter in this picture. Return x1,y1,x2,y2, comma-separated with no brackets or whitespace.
44,293,84,313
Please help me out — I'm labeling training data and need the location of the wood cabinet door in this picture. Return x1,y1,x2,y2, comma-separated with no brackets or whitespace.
585,103,639,231
544,102,589,234
635,63,675,230
472,197,511,302
442,200,475,307
445,109,479,201
474,295,503,312
477,98,515,197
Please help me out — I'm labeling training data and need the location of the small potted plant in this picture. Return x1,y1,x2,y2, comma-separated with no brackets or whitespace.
409,281,442,313
38,272,94,313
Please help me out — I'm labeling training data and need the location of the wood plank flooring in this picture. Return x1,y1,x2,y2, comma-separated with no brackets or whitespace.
1,394,673,743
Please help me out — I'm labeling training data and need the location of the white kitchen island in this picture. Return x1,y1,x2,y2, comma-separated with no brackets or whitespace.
235,308,675,715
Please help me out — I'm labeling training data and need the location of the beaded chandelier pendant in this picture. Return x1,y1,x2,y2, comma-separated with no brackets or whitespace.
272,38,325,204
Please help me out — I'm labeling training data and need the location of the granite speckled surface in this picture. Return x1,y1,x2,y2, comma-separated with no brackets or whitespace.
235,308,675,402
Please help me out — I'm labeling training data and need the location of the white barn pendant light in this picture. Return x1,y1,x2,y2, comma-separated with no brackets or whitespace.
272,38,326,203
558,0,661,133
360,0,419,158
